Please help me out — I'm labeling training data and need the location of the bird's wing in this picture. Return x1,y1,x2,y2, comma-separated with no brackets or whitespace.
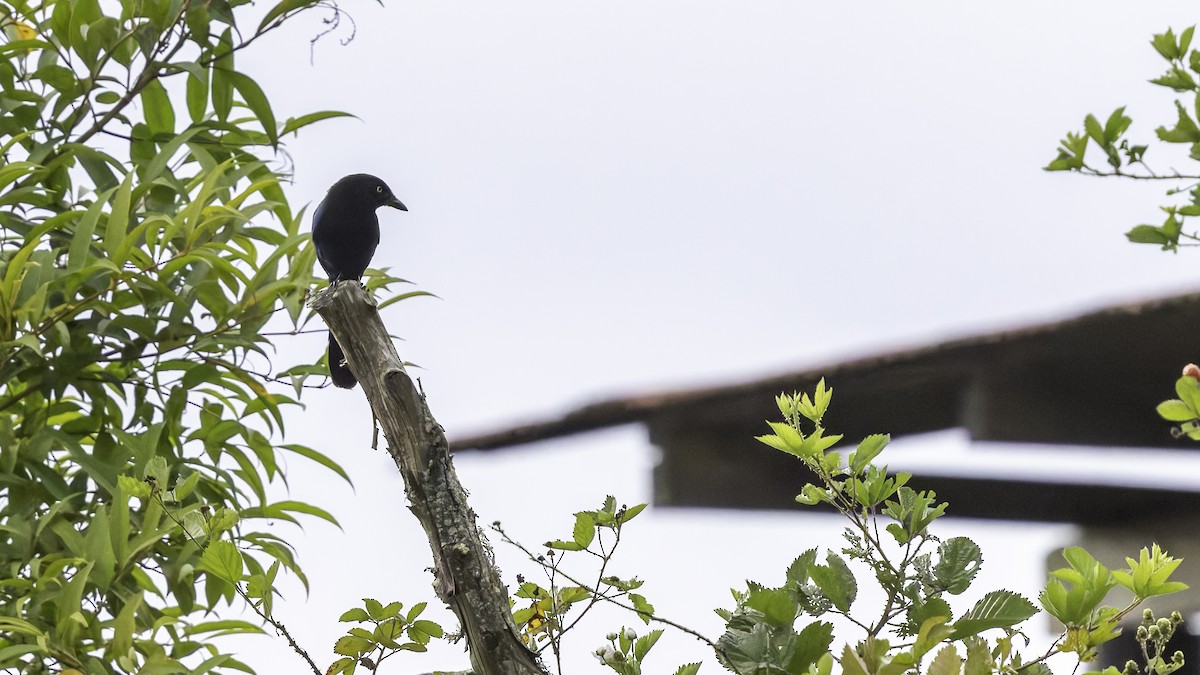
311,198,328,239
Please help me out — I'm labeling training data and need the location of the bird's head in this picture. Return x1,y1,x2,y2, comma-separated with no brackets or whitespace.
330,173,408,212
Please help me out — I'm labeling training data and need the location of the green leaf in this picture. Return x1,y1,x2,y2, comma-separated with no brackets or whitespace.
1175,376,1200,413
928,645,962,675
140,78,174,134
112,591,143,659
230,71,278,145
809,553,856,613
633,628,664,661
907,597,952,638
411,619,443,638
339,608,370,622
1151,66,1197,92
280,443,352,485
186,66,209,123
1157,399,1196,421
950,590,1037,639
1126,224,1173,246
934,537,982,595
1045,131,1089,171
1156,101,1200,142
1084,114,1106,146
630,593,654,624
763,421,806,457
850,434,889,473
364,597,384,620
102,172,133,260
1113,543,1189,598
746,584,799,628
673,664,702,675
572,512,596,549
281,110,356,136
786,549,817,586
406,601,427,621
789,621,834,674
117,474,152,499
1181,25,1196,55
1103,107,1132,143
963,639,992,675
257,0,319,34
911,615,954,660
212,31,235,121
618,503,647,523
334,634,374,657
1152,28,1180,60
200,540,244,583
546,539,584,551
55,561,93,644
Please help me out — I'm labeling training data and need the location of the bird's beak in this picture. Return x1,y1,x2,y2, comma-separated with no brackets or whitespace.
387,196,408,211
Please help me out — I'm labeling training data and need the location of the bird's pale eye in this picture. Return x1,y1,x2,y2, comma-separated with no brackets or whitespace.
376,185,384,193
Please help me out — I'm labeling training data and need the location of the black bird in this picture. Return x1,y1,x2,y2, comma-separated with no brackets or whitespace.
312,173,407,389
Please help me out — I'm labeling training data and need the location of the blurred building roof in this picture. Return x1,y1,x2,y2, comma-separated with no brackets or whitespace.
451,290,1200,525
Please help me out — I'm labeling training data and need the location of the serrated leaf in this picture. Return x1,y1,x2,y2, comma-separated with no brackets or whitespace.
1153,29,1180,60
364,597,384,620
1157,399,1196,421
1126,224,1172,246
572,512,596,548
630,593,654,624
412,619,443,638
786,549,818,586
746,585,798,628
339,608,369,622
809,553,856,613
950,590,1037,639
200,541,243,583
634,628,664,661
334,634,373,657
929,645,962,675
850,434,889,472
789,620,834,673
934,537,982,595
407,601,427,622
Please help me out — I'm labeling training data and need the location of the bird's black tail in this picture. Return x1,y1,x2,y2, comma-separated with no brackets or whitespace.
328,332,358,389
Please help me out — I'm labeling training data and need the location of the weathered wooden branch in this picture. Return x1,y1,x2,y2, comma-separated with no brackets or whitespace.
311,283,545,675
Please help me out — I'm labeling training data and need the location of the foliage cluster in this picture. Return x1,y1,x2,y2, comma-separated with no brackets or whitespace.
1046,25,1200,249
492,382,1187,675
0,3,1193,674
0,0,376,671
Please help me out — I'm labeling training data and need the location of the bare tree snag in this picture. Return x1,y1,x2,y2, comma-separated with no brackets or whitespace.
311,283,545,675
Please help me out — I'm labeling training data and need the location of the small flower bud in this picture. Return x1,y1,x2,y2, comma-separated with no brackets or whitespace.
1183,363,1200,381
623,628,638,640
1123,660,1139,675
602,648,624,666
606,632,619,641
1157,618,1173,636
1136,625,1150,642
1170,611,1184,625
1142,608,1155,623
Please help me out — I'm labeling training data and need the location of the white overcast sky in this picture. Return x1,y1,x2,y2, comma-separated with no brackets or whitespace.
225,2,1200,672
